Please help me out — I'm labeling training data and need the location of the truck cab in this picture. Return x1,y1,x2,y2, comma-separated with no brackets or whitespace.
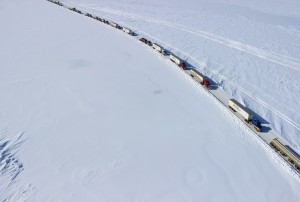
203,80,211,89
180,62,187,70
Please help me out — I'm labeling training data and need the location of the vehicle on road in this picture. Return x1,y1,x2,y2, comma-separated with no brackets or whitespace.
170,54,187,70
271,138,300,171
152,43,165,55
123,27,133,35
229,99,262,132
190,69,211,88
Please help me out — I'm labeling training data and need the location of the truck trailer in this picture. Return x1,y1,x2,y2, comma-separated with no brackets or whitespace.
170,54,186,70
110,22,119,28
152,43,165,54
190,69,211,88
123,27,133,35
228,99,261,132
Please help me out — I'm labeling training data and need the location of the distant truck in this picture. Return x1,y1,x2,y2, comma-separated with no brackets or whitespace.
94,16,101,21
48,0,63,6
228,99,262,132
70,7,81,14
110,22,120,29
170,54,187,70
85,13,93,17
140,38,148,43
190,69,211,88
123,27,133,35
152,43,165,55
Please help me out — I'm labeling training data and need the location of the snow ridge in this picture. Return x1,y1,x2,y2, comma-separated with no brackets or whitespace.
0,131,25,183
0,131,35,202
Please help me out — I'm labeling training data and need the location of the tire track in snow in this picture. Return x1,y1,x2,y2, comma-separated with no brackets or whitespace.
75,2,300,71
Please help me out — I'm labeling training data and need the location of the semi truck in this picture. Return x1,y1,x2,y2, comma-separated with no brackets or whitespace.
110,22,120,29
50,0,63,6
190,69,211,88
152,43,165,54
123,27,133,35
228,99,262,132
170,54,187,70
70,7,81,14
85,13,93,17
140,38,148,43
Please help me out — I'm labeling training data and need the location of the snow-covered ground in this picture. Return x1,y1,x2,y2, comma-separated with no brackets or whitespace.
1,0,300,201
60,0,300,151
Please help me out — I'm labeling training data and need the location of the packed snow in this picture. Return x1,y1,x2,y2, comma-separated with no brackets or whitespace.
1,0,300,201
60,0,300,151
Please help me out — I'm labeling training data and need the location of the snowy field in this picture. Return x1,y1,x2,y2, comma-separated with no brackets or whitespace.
60,0,300,151
1,0,300,201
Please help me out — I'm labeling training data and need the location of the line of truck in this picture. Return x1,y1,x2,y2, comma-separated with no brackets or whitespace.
47,0,300,175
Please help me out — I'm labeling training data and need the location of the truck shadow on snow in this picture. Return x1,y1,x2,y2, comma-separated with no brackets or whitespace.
131,32,138,37
204,77,219,90
247,109,272,133
163,49,172,56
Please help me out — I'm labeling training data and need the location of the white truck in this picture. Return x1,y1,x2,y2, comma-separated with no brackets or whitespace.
122,27,133,35
152,43,165,54
190,69,205,84
229,99,253,121
170,54,186,69
110,22,119,28
170,54,181,65
229,99,261,132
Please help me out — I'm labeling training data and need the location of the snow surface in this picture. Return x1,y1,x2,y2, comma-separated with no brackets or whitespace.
61,0,300,151
1,0,300,201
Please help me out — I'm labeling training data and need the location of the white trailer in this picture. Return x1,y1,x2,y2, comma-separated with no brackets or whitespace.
152,43,164,53
229,99,253,121
123,27,132,35
170,54,181,65
110,22,118,28
190,69,205,84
